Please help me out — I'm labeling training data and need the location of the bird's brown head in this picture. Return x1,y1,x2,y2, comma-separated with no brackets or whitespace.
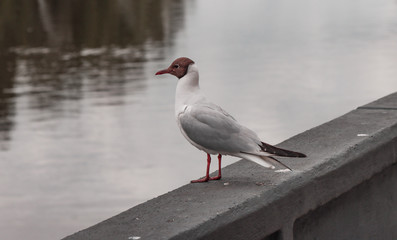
155,57,195,79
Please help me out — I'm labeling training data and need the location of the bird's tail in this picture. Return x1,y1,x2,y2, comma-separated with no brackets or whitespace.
235,143,305,171
260,141,306,158
236,152,292,171
260,155,292,171
236,152,276,169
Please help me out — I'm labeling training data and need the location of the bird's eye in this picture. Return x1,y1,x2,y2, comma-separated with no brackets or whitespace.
173,64,179,68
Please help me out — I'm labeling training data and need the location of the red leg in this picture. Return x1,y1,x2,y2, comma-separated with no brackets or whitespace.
191,153,211,183
210,154,222,180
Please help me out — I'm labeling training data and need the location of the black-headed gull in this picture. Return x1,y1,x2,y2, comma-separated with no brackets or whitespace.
156,57,306,183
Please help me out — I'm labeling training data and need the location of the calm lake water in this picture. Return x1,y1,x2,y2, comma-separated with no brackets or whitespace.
1,0,397,239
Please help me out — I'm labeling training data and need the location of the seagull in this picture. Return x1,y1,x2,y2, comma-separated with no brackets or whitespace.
156,57,306,183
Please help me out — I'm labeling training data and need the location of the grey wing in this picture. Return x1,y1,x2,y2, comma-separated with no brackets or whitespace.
179,104,261,154
204,102,237,121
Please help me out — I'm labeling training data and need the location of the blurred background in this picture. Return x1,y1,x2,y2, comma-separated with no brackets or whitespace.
1,0,397,239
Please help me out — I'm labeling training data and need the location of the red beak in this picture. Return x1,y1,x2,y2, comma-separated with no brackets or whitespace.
155,68,171,75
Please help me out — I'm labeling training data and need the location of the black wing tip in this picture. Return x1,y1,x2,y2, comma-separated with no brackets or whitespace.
282,151,307,158
291,151,307,158
260,141,307,158
295,152,307,158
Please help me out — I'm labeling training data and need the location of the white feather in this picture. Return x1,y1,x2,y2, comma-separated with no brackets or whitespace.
234,152,276,169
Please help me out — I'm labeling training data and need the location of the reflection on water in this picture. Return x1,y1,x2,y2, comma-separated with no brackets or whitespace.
2,0,397,239
0,52,15,149
0,0,184,150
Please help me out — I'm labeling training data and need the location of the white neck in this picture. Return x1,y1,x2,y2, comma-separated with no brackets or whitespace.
175,63,205,116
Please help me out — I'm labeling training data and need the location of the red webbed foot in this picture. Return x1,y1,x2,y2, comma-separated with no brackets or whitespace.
190,177,210,183
209,176,221,181
190,154,222,183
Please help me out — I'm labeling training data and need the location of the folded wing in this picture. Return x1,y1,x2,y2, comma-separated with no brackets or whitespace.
178,104,262,154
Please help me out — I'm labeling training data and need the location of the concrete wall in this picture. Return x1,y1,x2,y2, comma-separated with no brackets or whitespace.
294,164,397,240
63,92,397,240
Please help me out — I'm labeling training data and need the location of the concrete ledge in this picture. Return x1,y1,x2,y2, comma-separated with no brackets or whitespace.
63,92,397,240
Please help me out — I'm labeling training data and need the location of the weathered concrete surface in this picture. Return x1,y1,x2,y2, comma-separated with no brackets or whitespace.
62,92,397,240
294,164,397,240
